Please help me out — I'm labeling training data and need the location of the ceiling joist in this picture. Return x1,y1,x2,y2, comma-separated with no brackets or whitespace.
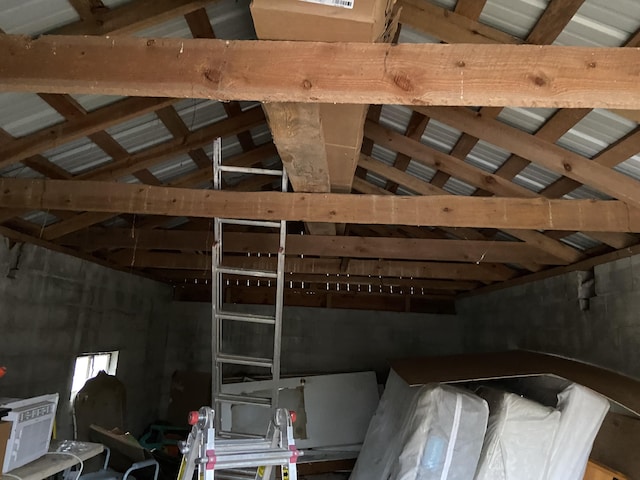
1,35,640,109
1,178,640,232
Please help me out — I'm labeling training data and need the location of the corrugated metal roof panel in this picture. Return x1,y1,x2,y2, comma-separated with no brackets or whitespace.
398,24,441,44
563,184,612,200
406,160,436,184
512,162,561,193
554,0,640,46
480,0,548,39
466,140,511,173
0,0,78,35
561,232,602,251
0,93,64,137
443,177,475,196
557,109,636,158
248,124,273,145
22,210,59,227
379,105,412,134
208,0,256,40
371,144,398,166
0,164,43,179
71,94,125,112
43,137,111,175
135,15,192,38
106,112,173,154
175,99,228,131
614,154,640,181
365,171,387,189
498,107,557,134
422,119,463,153
148,154,198,184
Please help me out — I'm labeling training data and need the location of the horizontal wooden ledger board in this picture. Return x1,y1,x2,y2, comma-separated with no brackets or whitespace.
1,35,640,108
2,178,640,231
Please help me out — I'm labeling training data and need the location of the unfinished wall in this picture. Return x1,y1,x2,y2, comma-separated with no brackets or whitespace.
0,238,172,438
160,302,465,416
458,254,640,380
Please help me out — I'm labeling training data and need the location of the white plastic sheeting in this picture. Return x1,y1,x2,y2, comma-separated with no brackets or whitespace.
547,384,610,480
391,385,488,480
350,370,488,480
474,388,561,480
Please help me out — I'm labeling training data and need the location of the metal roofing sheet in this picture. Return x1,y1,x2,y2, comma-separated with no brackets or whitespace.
479,0,548,39
466,140,510,173
556,109,637,159
0,93,64,137
43,136,111,175
175,99,228,132
512,162,561,193
561,232,602,251
554,0,640,46
498,107,557,134
443,177,475,196
106,112,173,154
71,94,125,112
148,154,198,184
208,0,256,40
0,0,78,35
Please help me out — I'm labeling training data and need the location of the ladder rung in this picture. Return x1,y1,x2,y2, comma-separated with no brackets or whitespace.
218,267,277,279
218,431,264,440
216,312,276,325
216,353,273,369
219,218,281,228
216,393,272,407
218,165,284,176
215,471,255,480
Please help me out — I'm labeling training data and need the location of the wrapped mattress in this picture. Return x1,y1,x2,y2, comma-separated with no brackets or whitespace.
547,384,609,480
474,388,561,480
351,370,489,480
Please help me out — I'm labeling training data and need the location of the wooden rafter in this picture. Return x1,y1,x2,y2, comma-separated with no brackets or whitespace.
1,36,640,109
50,0,214,36
1,178,640,232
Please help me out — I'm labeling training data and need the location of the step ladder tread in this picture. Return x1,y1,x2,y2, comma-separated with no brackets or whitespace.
218,218,281,229
216,311,277,325
217,266,278,279
216,353,273,368
218,165,284,176
216,393,272,407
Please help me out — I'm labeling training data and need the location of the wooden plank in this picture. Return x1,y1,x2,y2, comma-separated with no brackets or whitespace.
50,0,212,36
461,243,640,298
358,154,582,264
418,106,640,211
59,229,569,265
112,252,514,281
263,103,330,192
0,96,175,170
526,0,586,45
2,36,640,109
454,0,487,20
583,460,629,480
541,126,640,198
1,178,640,232
399,0,520,44
386,111,429,192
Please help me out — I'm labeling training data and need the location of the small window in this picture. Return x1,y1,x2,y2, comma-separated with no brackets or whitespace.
70,351,119,401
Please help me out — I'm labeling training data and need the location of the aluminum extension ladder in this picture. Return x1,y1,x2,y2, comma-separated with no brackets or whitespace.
177,406,300,480
211,137,289,431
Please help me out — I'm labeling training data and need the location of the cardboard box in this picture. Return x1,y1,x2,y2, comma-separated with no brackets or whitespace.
251,0,397,193
251,0,395,42
584,460,629,480
0,421,11,473
390,351,640,480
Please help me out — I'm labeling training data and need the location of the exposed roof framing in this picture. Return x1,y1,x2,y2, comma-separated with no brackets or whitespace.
0,0,639,311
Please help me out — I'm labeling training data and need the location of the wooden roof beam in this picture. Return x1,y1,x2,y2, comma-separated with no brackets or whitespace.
2,36,640,109
1,178,640,232
58,229,569,265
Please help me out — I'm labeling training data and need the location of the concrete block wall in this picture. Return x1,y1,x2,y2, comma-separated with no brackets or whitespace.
457,254,640,380
0,238,172,438
159,302,465,417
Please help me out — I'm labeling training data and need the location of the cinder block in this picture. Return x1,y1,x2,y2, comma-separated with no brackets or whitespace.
595,257,634,296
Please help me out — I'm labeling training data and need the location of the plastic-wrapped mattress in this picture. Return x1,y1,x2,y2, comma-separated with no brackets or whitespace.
350,370,488,480
547,384,609,480
474,388,561,480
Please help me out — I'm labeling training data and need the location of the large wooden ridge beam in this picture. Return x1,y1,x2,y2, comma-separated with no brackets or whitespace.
1,178,640,232
1,35,640,109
